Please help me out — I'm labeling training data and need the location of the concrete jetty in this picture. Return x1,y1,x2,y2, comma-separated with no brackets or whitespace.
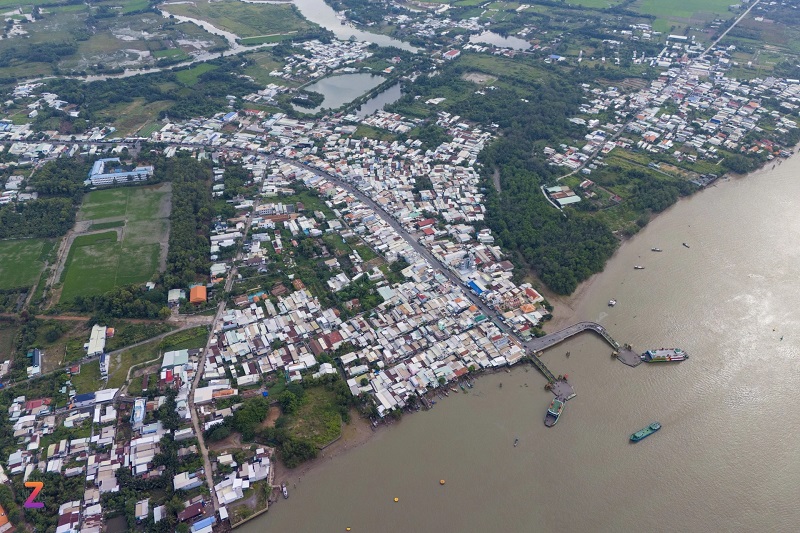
524,321,640,402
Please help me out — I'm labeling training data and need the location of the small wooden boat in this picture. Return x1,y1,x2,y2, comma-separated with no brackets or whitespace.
634,265,645,270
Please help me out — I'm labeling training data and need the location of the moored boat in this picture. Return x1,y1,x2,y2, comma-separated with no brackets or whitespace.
544,398,564,427
682,242,690,248
608,299,617,307
630,422,661,442
640,348,689,363
651,247,662,252
282,482,289,499
634,265,645,270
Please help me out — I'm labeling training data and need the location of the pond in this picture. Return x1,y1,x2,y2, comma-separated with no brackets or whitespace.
469,31,531,51
355,83,402,118
292,73,386,114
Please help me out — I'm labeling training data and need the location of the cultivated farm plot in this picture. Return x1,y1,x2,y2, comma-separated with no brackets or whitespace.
634,0,735,34
60,184,170,302
0,238,54,289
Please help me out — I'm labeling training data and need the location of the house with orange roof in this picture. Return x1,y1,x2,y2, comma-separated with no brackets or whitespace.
189,285,207,304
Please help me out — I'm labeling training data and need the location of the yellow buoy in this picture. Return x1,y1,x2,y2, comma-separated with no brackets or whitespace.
346,528,351,531
394,497,399,502
440,479,446,485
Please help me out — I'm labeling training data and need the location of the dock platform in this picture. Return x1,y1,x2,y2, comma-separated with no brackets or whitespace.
615,348,642,367
550,379,575,401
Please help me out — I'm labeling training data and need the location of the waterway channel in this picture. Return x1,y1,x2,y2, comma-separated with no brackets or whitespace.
239,155,800,532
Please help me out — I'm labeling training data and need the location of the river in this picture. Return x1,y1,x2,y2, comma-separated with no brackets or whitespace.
238,155,800,532
292,0,417,52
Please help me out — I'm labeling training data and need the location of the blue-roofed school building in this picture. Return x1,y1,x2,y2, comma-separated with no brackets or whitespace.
85,158,154,187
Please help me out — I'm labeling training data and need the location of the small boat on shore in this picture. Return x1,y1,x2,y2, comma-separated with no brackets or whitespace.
651,247,662,252
630,422,661,442
282,482,289,499
682,242,690,249
640,348,689,363
634,265,645,270
544,398,564,427
608,299,617,307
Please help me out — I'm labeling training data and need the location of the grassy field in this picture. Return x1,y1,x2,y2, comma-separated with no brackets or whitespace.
164,0,315,39
159,326,209,351
0,239,55,289
60,185,170,303
70,360,102,394
175,63,218,86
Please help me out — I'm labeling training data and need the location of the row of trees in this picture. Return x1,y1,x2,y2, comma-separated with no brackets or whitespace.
156,156,214,289
69,285,170,319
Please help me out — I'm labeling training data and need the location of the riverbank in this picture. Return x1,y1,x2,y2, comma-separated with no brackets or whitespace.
269,409,377,492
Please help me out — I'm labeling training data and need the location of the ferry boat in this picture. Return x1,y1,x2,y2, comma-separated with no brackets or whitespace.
634,265,645,270
630,422,661,442
651,247,662,252
544,398,564,427
640,348,689,363
608,299,617,307
282,482,289,499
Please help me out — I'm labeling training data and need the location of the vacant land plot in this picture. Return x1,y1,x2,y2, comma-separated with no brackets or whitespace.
93,98,174,136
0,322,17,363
0,6,225,79
164,0,315,39
463,71,498,84
60,184,170,302
284,387,342,448
0,239,55,289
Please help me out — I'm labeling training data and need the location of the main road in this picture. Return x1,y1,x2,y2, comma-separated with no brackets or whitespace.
188,198,258,512
274,156,511,334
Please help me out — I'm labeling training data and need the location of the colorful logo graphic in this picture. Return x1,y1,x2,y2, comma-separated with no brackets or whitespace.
23,481,44,509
